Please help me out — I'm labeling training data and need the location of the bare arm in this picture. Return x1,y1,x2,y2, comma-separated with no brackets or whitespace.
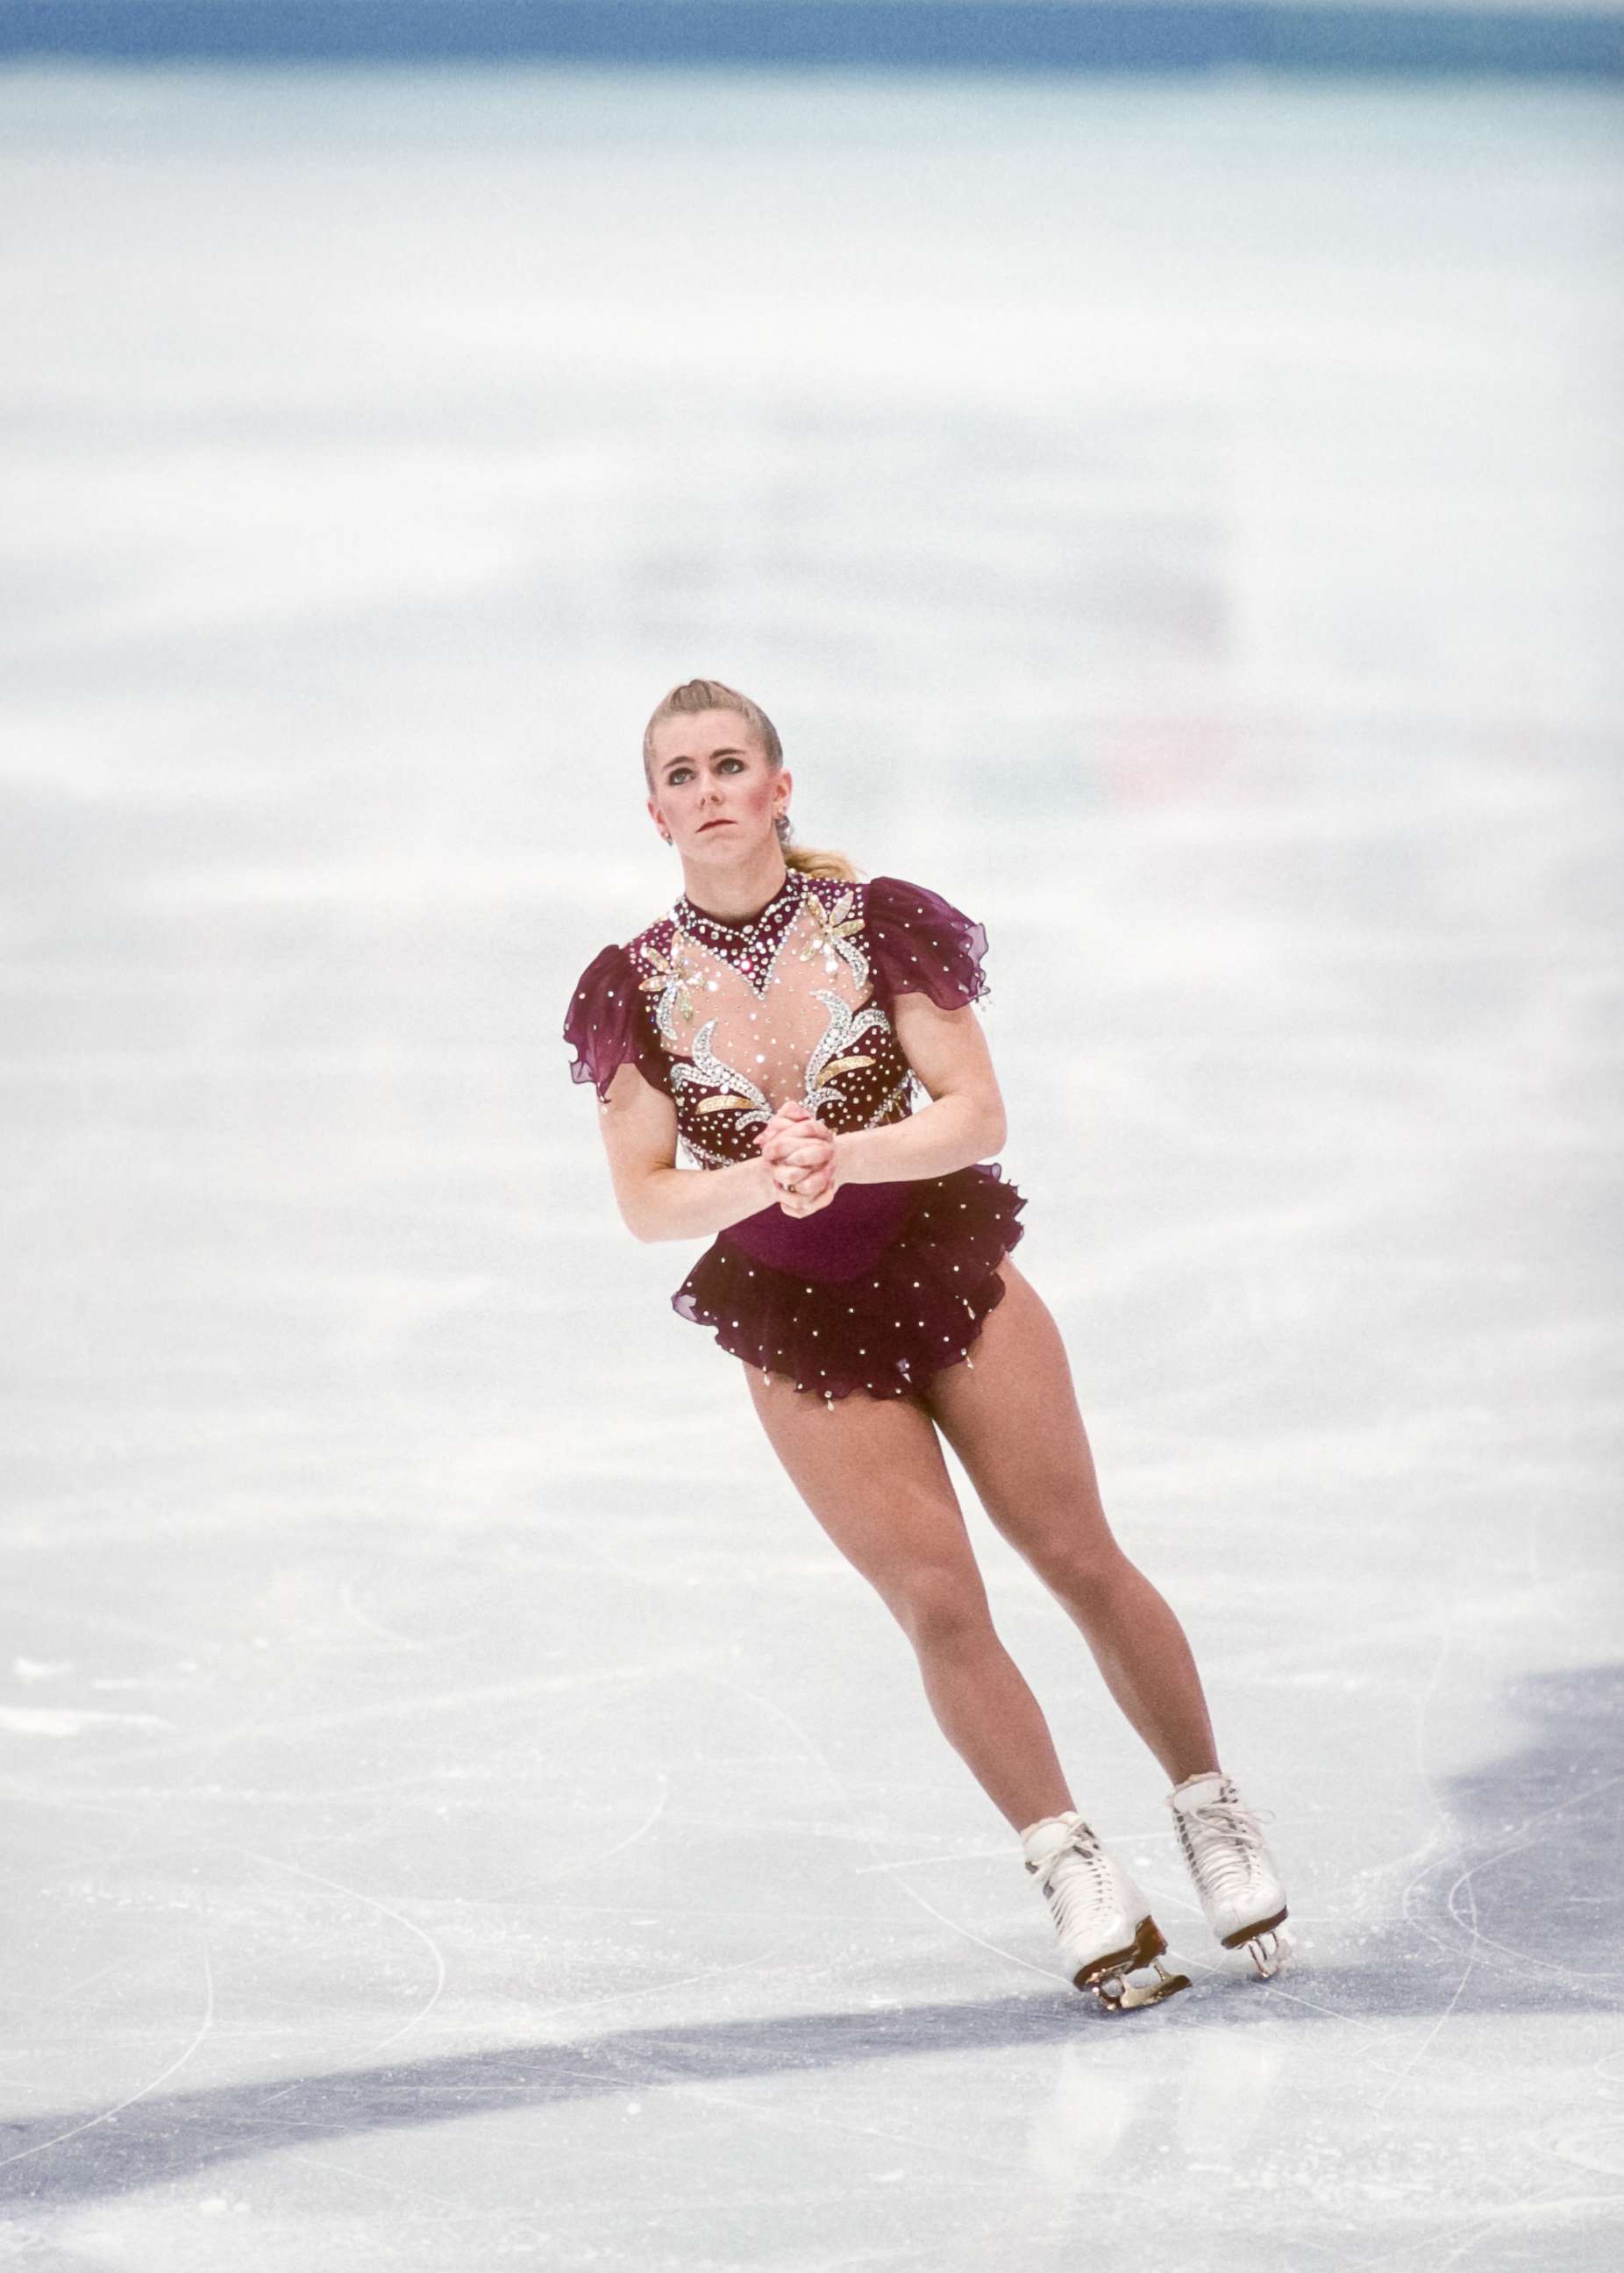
596,996,1005,1237
594,1062,779,1243
755,995,1007,1211
838,994,1006,1182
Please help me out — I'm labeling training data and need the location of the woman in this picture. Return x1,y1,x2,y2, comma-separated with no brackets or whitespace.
564,677,1287,2012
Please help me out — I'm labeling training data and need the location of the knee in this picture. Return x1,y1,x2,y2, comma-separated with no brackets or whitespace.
891,1564,994,1656
1036,1538,1136,1617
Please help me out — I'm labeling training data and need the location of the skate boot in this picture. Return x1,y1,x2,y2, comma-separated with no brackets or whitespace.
1020,1810,1190,2013
1166,1771,1289,1978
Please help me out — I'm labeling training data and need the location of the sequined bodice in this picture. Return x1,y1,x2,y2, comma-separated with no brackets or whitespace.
627,871,915,1169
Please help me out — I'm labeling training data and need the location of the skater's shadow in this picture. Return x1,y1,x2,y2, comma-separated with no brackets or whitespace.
3,1659,1619,2213
0,1985,1109,2213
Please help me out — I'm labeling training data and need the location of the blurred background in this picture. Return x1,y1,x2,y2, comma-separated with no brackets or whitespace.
2,4,1621,2269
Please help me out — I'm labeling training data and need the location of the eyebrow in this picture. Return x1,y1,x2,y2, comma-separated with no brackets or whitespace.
660,745,749,777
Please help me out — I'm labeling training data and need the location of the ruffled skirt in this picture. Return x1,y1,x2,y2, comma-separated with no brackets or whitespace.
672,1164,1028,1404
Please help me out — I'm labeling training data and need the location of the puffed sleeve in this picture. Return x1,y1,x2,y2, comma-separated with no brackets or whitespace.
563,943,672,1103
863,874,991,1012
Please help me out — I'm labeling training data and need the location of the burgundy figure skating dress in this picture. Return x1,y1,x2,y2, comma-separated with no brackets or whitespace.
562,869,1026,1407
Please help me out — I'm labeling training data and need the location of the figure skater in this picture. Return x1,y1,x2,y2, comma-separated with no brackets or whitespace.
563,677,1288,2010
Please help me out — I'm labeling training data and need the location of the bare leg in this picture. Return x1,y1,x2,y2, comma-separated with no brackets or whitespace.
743,1365,1074,1830
924,1258,1221,1787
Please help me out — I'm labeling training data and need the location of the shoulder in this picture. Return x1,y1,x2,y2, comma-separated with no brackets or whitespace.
564,901,682,1033
860,874,991,1008
562,917,677,1102
863,873,951,923
622,908,680,975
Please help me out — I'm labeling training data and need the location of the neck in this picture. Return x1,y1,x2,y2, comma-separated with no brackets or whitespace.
680,847,792,924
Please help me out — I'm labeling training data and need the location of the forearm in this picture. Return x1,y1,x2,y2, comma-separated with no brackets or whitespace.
629,1153,780,1243
835,1094,1003,1186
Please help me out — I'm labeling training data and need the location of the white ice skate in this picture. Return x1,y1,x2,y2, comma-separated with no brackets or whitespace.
1021,1811,1190,2013
1166,1771,1290,1979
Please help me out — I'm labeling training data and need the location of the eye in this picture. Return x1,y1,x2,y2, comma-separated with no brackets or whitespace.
720,758,745,773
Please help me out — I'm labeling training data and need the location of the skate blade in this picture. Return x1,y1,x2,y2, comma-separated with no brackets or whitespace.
1076,1917,1190,2013
1241,1925,1291,1980
1093,1957,1192,2013
1218,1907,1290,1978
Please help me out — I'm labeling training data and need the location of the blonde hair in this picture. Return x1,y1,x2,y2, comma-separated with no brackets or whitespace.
641,677,859,883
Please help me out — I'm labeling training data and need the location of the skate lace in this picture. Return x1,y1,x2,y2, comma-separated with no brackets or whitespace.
1176,1796,1274,1906
1032,1824,1120,1941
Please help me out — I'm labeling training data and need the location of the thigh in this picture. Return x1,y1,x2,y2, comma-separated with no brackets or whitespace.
922,1256,1121,1576
742,1366,987,1625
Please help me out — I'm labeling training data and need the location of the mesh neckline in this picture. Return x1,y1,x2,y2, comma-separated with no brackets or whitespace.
674,866,805,939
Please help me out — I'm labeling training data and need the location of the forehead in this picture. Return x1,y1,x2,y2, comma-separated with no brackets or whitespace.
650,710,763,769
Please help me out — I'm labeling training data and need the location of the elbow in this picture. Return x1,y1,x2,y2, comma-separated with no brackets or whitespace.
974,1091,1007,1158
614,1164,675,1244
616,1186,659,1243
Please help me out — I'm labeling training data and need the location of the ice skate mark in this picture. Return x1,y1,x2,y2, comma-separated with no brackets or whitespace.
599,1774,672,1867
1389,2185,1624,2273
514,1771,671,1888
0,1649,312,1899
1146,1927,1354,2031
702,1671,1062,1987
1367,1602,1475,2108
0,1912,215,2177
1439,1865,1599,1986
277,2148,466,2212
0,1956,133,2013
1373,1871,1478,2119
852,1843,1018,1874
1395,1771,1624,1998
22,1655,716,1779
224,1842,446,2070
1378,1643,1623,2097
337,1578,438,1652
1551,2125,1624,2182
530,1942,801,2032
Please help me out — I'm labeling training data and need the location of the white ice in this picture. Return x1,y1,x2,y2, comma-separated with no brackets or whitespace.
0,55,1620,2273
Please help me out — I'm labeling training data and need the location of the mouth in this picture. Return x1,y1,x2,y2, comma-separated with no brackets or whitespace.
699,819,734,832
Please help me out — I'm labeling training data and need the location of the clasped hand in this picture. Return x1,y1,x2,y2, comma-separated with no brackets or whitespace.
752,1099,838,1217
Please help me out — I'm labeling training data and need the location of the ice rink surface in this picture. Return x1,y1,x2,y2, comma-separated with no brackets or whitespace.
1,55,1622,2272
